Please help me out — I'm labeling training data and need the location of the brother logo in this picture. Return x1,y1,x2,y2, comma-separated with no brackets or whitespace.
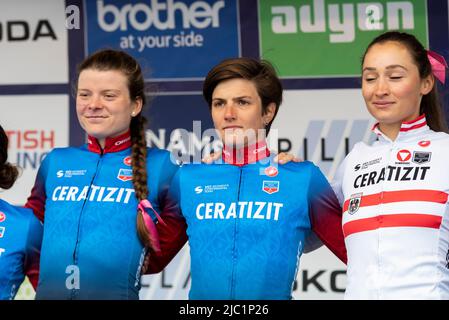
97,0,225,32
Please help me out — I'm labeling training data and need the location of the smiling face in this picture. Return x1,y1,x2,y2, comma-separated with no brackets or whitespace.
362,41,433,136
76,69,142,147
211,78,275,148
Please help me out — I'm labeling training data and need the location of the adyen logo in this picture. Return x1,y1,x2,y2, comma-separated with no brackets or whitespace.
259,0,427,77
86,0,240,79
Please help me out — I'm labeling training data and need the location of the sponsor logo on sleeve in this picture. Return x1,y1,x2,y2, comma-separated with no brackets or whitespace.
0,226,5,238
0,212,6,222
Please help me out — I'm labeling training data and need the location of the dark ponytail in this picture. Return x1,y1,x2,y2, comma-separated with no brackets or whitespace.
0,124,19,190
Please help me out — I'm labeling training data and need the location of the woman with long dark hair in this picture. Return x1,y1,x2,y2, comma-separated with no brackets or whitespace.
332,31,449,299
0,124,42,300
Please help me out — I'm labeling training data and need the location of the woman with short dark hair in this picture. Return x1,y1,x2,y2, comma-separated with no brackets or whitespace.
165,57,347,299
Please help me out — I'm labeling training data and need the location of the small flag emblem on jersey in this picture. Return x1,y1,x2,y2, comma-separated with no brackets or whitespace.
0,226,5,238
348,193,362,215
262,181,279,194
117,168,133,182
0,212,5,223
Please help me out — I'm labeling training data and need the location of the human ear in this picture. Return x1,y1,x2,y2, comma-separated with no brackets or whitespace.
263,103,276,125
420,74,434,96
132,97,143,116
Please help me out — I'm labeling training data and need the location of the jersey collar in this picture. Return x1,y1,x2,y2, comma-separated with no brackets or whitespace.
372,114,429,142
87,130,132,154
222,140,270,166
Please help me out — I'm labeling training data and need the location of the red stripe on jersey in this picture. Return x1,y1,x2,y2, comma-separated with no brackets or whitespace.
401,114,426,125
343,214,442,237
399,122,426,131
343,190,448,212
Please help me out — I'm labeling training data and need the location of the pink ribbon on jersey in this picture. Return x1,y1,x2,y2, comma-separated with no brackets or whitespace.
138,199,166,252
427,50,448,84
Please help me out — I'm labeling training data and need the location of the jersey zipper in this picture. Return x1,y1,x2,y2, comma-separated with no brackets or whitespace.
230,167,243,299
70,150,103,299
377,142,394,299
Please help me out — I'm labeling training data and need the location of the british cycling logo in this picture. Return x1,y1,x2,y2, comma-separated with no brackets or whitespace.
117,168,133,182
262,181,279,194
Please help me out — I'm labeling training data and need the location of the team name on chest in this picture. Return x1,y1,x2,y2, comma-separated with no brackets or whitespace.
195,201,284,221
51,185,135,204
353,165,430,188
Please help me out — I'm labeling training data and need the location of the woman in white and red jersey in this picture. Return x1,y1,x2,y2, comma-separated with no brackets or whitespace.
332,31,449,299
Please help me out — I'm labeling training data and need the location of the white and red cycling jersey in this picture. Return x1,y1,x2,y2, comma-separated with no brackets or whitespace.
332,114,449,299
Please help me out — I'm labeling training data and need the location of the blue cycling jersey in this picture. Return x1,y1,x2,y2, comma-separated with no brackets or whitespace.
167,144,346,300
25,132,182,300
0,199,42,300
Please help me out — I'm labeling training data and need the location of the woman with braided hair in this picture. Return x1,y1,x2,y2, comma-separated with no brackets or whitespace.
25,50,187,299
0,124,42,300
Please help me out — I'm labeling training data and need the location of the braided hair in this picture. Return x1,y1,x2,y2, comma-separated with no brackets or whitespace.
77,50,154,249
